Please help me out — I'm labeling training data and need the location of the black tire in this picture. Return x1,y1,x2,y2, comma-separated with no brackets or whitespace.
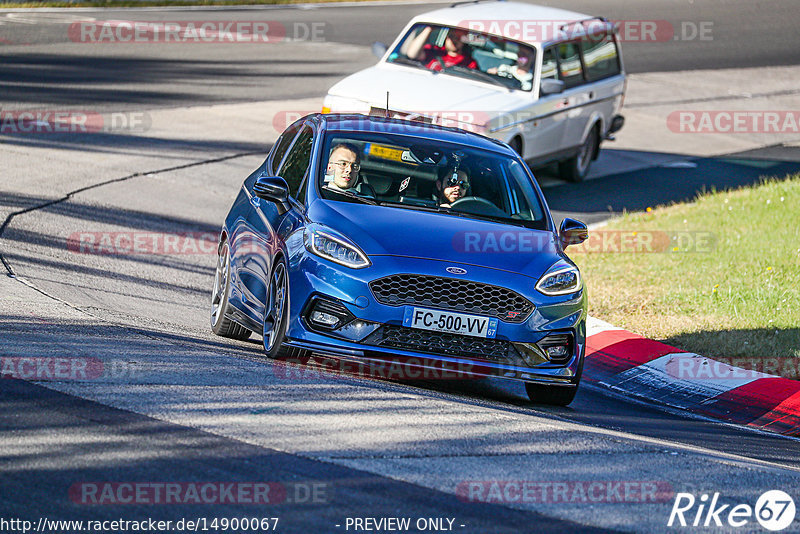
559,125,599,183
525,349,584,406
210,239,251,340
509,136,523,157
525,383,578,406
262,256,290,358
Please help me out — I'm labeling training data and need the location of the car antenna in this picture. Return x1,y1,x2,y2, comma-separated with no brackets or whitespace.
385,91,390,118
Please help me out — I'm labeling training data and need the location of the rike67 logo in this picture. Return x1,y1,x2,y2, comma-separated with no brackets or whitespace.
668,490,796,531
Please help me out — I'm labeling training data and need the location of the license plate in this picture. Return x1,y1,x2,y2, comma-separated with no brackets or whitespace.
403,307,498,339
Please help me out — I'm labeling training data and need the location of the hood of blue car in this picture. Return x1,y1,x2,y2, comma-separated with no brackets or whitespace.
308,199,562,280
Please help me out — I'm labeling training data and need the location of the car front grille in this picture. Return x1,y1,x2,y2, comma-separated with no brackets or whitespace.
369,274,533,323
363,324,519,363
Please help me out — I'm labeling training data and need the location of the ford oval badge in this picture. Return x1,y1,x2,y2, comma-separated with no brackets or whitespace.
446,267,467,275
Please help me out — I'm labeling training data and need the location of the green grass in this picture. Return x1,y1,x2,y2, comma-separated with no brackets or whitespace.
572,173,800,377
0,0,376,7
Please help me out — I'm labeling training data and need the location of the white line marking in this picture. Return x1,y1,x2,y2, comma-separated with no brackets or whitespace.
602,352,768,411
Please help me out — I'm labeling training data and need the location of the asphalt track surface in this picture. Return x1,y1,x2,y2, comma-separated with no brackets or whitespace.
2,0,800,111
2,1,800,532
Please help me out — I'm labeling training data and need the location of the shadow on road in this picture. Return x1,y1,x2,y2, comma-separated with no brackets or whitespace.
0,53,356,109
0,377,589,533
541,148,800,225
0,131,266,157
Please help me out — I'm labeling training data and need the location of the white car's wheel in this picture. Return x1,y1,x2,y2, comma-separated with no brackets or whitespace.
559,126,599,183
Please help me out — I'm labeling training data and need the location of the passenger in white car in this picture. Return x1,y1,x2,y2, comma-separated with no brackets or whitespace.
488,47,535,91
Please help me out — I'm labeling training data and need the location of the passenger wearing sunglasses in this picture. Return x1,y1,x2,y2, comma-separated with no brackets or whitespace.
435,167,470,208
487,47,535,91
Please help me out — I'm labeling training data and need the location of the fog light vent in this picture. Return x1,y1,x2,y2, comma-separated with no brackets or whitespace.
536,333,573,364
306,298,354,331
310,311,339,327
545,345,568,359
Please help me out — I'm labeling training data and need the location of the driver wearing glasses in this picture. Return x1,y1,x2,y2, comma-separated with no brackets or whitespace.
324,143,377,199
435,166,470,208
325,143,362,191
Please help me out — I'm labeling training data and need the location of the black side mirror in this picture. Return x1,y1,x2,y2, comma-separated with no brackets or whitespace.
540,78,565,96
253,174,291,215
560,218,588,248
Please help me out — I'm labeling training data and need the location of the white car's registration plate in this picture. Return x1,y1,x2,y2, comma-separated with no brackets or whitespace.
402,307,498,339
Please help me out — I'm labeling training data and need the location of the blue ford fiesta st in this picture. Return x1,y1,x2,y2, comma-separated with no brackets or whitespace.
211,113,589,405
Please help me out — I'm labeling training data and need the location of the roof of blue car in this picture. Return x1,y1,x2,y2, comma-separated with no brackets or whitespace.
318,113,511,154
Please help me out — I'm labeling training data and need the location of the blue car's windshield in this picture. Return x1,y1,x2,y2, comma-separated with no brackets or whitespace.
317,131,548,230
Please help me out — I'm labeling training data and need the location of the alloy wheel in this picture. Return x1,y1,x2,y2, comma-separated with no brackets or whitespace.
263,262,287,351
211,243,229,326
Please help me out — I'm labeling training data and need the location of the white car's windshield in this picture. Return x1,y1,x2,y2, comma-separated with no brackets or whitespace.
386,23,537,92
318,132,548,230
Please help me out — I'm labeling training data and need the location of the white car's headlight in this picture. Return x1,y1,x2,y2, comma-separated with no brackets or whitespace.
304,227,370,269
536,265,582,296
433,115,488,135
321,94,370,115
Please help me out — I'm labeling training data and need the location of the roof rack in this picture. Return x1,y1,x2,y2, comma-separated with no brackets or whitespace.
559,16,615,35
450,0,505,8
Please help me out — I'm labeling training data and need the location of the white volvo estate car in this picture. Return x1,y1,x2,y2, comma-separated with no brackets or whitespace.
323,0,626,182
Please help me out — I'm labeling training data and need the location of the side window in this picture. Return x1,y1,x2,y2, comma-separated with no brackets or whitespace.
580,32,621,81
556,42,584,89
269,123,301,174
541,47,558,81
277,125,313,198
296,173,310,205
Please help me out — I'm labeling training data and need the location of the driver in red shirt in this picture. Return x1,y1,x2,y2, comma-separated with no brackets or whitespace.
406,26,478,71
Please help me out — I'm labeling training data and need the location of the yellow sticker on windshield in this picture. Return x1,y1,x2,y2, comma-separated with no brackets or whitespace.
369,144,405,162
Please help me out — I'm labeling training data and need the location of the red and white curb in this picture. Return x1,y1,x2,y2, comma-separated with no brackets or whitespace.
585,317,800,437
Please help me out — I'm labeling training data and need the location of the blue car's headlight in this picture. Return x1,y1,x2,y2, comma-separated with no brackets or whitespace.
303,227,370,269
536,264,582,296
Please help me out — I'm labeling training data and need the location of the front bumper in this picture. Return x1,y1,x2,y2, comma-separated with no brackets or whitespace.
283,251,586,386
605,115,625,140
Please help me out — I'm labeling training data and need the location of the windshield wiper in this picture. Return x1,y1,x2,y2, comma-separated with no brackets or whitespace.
379,200,530,227
459,212,529,228
326,188,378,205
442,65,512,90
390,56,426,69
378,201,445,213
